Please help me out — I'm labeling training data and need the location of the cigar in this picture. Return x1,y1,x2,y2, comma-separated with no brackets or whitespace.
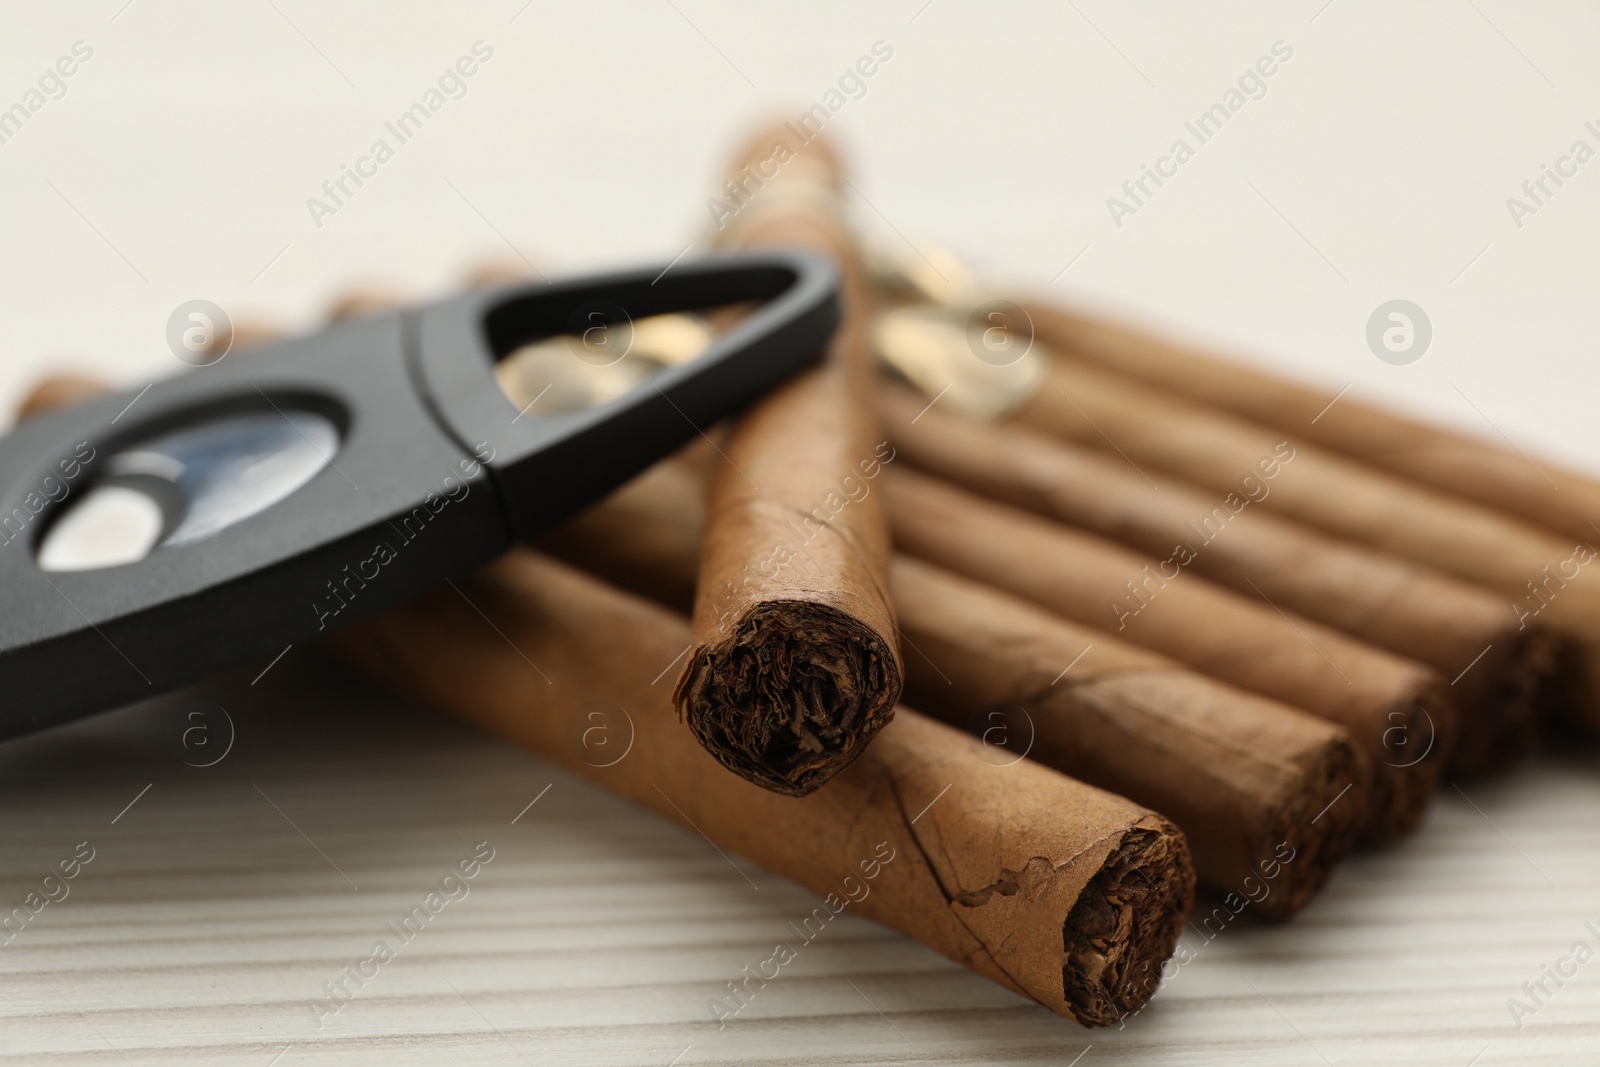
1010,352,1600,732
12,323,285,424
13,373,113,422
326,550,1194,1027
1023,299,1600,550
879,385,1555,778
546,460,1367,915
325,286,412,322
888,468,1455,844
461,258,544,288
677,126,902,796
225,321,287,353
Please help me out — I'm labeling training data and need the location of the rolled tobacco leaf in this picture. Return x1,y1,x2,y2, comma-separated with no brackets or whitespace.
674,124,902,795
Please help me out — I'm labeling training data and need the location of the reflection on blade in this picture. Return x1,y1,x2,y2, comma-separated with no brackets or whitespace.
141,411,340,547
37,485,165,572
494,313,714,417
37,408,342,572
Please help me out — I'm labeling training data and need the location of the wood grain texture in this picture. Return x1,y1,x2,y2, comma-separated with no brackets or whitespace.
1,654,1597,1064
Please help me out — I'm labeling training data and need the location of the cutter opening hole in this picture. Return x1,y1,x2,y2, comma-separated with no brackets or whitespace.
36,408,340,573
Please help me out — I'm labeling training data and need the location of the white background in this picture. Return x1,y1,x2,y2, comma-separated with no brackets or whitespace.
3,1,1598,472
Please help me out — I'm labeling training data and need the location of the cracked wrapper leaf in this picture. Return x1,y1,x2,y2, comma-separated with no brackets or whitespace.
327,550,1194,1026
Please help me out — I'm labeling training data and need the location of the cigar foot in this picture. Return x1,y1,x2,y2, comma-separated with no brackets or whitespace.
1061,822,1191,1025
1259,729,1366,921
1366,683,1455,843
678,600,900,796
1451,629,1557,778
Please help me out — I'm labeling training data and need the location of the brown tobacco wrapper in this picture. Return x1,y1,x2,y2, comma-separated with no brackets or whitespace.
1014,354,1600,733
676,126,902,796
461,258,544,288
547,461,1366,917
14,324,283,423
1022,300,1600,550
220,321,286,354
326,551,1194,1026
880,386,1555,778
325,286,413,322
13,373,112,422
889,469,1455,844
894,557,1364,921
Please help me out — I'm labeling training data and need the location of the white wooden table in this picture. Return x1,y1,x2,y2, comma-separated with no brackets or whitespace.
1,654,1594,1065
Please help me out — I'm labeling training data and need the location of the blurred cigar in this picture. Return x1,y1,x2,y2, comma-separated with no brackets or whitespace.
1007,353,1600,734
546,460,1367,915
461,258,544,289
879,384,1556,778
193,318,284,362
15,321,283,423
1022,299,1600,550
327,550,1194,1027
224,320,286,353
325,285,412,322
674,125,902,796
14,373,112,422
888,469,1454,844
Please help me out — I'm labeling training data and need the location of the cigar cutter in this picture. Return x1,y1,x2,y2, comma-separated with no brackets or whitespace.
0,250,838,739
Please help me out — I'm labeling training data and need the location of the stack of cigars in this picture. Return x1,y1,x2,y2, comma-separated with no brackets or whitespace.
21,124,1597,1030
